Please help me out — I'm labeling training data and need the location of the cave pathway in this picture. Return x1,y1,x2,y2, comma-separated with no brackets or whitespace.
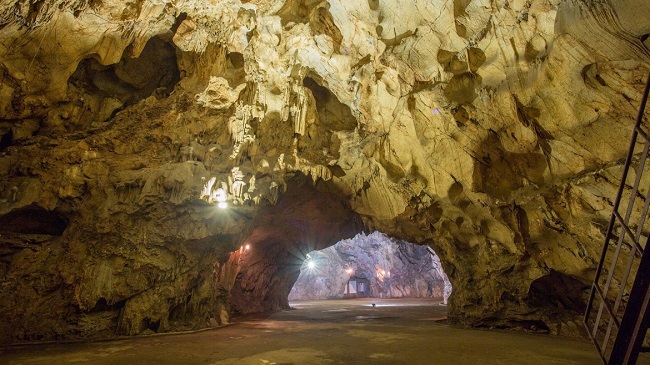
0,298,628,364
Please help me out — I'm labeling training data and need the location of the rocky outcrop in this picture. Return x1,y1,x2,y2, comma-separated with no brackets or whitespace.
288,231,451,301
0,0,648,342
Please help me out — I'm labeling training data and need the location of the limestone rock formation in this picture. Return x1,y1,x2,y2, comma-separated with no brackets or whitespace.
0,0,649,342
288,231,451,301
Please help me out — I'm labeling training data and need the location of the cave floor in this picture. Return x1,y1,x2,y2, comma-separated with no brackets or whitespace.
2,298,649,365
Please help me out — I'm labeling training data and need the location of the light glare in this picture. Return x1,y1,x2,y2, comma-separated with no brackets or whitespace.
307,261,315,269
218,202,228,209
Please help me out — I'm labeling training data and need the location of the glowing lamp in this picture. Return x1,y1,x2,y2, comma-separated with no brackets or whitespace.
245,244,251,251
307,261,315,269
345,268,353,274
218,202,228,209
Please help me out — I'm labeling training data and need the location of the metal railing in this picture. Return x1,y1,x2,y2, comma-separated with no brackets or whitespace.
584,71,650,365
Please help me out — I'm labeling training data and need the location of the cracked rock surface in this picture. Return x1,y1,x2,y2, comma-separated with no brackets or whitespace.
0,0,649,342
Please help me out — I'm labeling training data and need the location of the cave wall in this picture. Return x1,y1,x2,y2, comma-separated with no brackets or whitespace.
288,231,451,301
0,0,649,342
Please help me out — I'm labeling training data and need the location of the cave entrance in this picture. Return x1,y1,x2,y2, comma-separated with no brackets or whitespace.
288,232,452,304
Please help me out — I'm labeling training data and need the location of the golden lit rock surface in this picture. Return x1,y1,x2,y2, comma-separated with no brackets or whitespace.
0,0,648,341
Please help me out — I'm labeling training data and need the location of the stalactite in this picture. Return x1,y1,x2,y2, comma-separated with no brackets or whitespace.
291,83,309,136
228,102,256,160
201,177,217,202
230,167,246,203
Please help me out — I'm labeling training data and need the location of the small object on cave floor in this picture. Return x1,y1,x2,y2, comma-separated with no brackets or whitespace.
372,303,376,307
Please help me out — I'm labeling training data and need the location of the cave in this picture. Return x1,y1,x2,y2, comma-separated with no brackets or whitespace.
289,232,452,302
0,128,12,152
0,204,68,236
0,0,650,364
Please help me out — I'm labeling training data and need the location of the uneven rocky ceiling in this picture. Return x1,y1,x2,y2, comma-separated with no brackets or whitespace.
0,0,649,343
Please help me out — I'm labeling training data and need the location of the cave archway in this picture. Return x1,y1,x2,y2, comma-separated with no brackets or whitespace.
228,174,365,315
227,174,452,317
288,232,452,304
218,171,589,335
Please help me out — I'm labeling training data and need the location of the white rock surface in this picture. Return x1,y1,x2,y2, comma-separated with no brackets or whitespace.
289,232,451,301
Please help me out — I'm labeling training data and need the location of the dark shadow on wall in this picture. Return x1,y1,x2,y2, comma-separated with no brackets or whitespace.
65,34,181,129
527,270,589,312
0,204,68,236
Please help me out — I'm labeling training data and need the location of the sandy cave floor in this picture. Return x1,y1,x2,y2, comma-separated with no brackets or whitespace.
1,298,649,365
